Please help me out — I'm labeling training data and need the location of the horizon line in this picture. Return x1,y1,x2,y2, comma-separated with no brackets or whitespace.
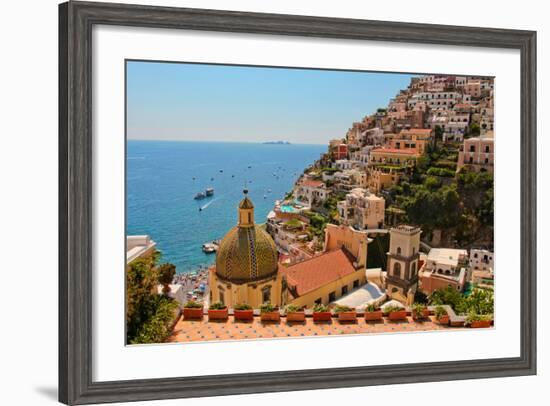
126,138,328,146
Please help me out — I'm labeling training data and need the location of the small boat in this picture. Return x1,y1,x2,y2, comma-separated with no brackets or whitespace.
202,241,219,253
248,165,252,169
219,169,223,173
194,192,206,200
205,187,214,196
210,177,214,181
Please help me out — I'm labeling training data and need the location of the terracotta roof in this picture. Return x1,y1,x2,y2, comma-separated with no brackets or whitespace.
281,249,358,296
370,148,417,155
300,179,325,188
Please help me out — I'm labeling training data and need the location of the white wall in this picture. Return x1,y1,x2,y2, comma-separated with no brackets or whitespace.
0,0,547,405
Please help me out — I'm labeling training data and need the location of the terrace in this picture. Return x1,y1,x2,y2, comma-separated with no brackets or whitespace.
168,305,470,343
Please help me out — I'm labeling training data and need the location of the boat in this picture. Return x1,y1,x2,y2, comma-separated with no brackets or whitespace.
205,187,214,196
202,240,220,253
194,192,206,200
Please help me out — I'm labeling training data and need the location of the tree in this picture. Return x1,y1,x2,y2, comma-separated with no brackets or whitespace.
469,123,481,137
158,263,176,294
434,125,444,149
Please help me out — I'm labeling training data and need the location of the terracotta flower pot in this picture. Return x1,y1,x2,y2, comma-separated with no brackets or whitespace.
183,307,203,320
260,311,280,322
436,315,450,325
337,311,357,322
364,310,383,321
234,309,254,321
470,319,492,328
286,311,305,322
388,310,408,321
312,311,332,322
208,308,228,321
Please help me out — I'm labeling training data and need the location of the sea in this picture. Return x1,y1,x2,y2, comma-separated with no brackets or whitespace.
126,140,326,274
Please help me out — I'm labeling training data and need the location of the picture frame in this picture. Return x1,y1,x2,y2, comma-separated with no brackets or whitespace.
59,1,537,404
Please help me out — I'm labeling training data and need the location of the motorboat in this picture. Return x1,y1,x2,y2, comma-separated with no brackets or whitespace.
194,192,206,200
205,187,214,196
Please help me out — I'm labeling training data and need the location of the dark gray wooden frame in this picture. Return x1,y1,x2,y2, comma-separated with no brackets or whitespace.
59,1,537,404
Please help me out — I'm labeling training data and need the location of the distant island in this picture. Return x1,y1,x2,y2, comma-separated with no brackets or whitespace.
263,140,291,145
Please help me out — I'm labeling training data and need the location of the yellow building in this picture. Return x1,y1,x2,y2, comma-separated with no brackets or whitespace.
208,190,284,308
386,225,422,305
282,224,369,308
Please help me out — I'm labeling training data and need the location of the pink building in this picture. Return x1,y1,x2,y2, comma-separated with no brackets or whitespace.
457,137,494,173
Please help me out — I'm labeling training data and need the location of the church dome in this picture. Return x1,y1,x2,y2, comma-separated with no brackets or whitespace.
215,191,278,283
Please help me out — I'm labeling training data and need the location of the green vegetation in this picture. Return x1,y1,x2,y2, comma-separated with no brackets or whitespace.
334,305,353,313
284,218,303,230
184,300,203,309
157,263,176,293
412,302,427,314
303,210,330,240
365,304,379,312
434,305,448,320
260,302,277,313
366,234,389,269
234,303,252,311
209,302,227,310
385,143,493,246
285,304,302,313
429,286,493,316
466,312,493,323
126,253,180,344
384,304,404,313
313,303,329,313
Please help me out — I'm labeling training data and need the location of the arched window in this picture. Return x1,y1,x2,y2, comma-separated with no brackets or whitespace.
393,262,402,278
411,262,417,276
396,247,402,255
262,286,271,304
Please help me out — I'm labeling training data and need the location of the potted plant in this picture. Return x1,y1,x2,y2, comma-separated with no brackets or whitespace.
364,303,383,321
234,303,254,321
334,305,357,322
434,305,450,325
183,300,203,320
208,302,228,321
411,303,429,321
466,312,492,328
285,304,305,322
385,304,407,321
260,302,280,322
312,303,332,322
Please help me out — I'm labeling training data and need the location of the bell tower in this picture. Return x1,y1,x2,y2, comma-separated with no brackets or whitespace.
238,188,255,228
386,225,421,305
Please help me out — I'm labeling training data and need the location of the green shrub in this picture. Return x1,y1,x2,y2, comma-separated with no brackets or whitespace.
412,302,427,314
313,303,329,313
365,304,379,312
334,305,353,313
184,300,203,309
384,304,404,314
260,302,276,313
209,302,227,310
234,303,252,311
285,304,302,313
434,305,447,319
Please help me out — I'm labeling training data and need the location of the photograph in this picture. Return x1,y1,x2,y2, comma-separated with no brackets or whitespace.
125,61,495,345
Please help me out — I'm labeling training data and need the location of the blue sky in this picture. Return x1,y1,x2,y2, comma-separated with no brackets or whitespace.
127,61,414,145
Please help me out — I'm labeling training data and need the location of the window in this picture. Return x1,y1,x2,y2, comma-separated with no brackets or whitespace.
396,247,402,255
484,158,489,164
315,298,322,305
469,145,475,152
469,157,474,164
328,291,336,302
411,262,417,276
353,280,359,288
341,285,348,296
485,145,490,153
262,286,271,304
393,262,402,278
219,291,225,305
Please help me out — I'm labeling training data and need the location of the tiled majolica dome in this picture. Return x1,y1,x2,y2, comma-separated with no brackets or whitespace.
215,191,278,283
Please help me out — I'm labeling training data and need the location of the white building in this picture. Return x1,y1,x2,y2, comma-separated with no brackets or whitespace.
469,249,494,273
126,235,157,264
294,179,330,205
337,188,385,230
